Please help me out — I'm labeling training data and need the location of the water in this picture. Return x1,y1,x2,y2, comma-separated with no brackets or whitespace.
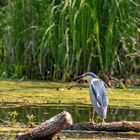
0,104,140,140
0,104,139,124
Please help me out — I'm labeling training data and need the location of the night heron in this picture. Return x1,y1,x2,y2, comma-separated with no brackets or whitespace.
75,72,108,123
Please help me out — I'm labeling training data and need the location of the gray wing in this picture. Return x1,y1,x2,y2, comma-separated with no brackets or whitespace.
91,79,108,108
90,79,108,118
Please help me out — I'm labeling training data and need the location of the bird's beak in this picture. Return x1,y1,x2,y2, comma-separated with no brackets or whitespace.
74,75,84,81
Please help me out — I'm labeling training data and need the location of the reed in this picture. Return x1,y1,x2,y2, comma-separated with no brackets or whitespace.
0,0,139,80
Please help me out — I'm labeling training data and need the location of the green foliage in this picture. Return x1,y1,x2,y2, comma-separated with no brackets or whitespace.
0,0,140,80
6,111,19,126
26,114,36,127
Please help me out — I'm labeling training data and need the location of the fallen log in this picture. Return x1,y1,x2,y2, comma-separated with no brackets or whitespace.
69,121,140,132
15,111,140,140
16,111,73,140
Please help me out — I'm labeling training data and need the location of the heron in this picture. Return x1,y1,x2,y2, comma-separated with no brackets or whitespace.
75,72,108,123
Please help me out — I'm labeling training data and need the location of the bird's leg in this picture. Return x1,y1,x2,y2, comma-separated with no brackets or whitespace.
100,118,105,124
91,109,95,123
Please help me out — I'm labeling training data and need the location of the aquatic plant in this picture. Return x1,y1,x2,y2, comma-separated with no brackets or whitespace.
26,114,36,127
6,111,19,126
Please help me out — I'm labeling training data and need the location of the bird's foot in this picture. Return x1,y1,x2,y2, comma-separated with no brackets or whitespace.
100,119,106,124
89,118,95,124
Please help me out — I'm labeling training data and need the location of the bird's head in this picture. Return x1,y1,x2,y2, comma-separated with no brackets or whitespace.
74,72,99,82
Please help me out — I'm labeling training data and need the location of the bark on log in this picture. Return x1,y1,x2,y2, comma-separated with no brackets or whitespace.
16,111,73,140
69,121,140,132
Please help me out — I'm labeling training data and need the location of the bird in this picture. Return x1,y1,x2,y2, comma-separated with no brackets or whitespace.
74,72,108,123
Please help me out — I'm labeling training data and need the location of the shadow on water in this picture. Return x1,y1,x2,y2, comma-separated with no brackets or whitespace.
0,104,140,124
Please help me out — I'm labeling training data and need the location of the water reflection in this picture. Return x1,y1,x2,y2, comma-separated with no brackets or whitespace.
0,104,139,124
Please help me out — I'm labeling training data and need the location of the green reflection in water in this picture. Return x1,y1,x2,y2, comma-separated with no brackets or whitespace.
0,104,140,124
0,104,140,140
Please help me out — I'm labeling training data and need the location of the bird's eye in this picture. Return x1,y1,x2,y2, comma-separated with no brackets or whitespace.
84,80,88,83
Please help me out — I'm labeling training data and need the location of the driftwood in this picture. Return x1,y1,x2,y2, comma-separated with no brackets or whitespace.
69,121,140,132
15,111,140,140
16,111,73,140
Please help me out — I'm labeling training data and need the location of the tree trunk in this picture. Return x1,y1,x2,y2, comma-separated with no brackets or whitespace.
16,111,73,140
69,121,140,132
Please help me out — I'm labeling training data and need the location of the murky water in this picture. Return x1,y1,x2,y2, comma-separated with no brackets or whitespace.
0,104,140,123
0,104,140,140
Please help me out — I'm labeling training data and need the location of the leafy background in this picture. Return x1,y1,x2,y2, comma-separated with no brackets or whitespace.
0,0,140,81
